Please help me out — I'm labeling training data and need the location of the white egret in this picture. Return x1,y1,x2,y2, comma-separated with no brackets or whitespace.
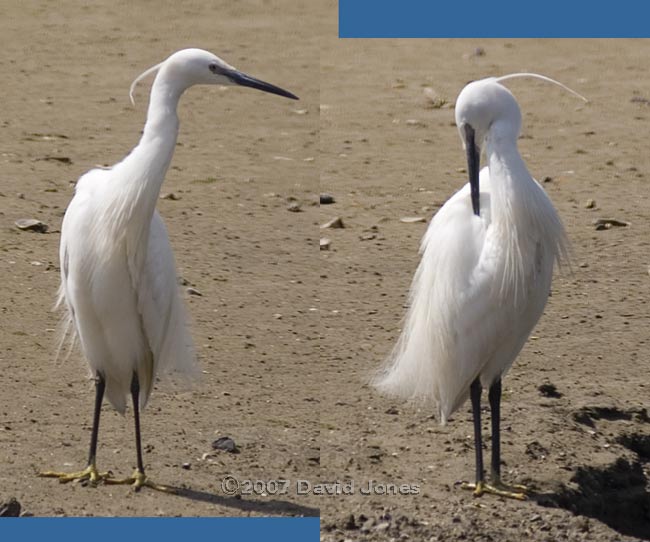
40,48,298,491
375,74,585,499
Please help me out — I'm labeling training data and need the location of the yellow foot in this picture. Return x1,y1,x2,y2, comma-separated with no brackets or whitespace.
39,464,112,486
104,469,176,494
461,480,527,500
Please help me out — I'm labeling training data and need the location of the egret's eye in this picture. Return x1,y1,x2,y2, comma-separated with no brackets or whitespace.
209,62,234,81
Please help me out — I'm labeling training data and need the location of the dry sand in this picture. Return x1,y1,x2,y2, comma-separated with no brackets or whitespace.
1,2,649,541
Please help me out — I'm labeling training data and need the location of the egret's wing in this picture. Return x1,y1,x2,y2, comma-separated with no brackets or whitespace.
134,211,199,405
375,168,506,422
55,168,107,362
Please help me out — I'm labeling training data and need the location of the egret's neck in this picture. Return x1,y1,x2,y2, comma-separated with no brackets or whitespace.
123,70,185,203
484,129,535,227
141,74,183,146
106,70,186,245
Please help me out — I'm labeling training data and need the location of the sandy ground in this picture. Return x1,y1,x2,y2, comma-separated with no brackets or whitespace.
0,0,320,517
320,37,650,541
1,1,650,539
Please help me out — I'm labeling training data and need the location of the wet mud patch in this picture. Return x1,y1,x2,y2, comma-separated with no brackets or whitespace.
540,458,650,540
618,433,650,462
572,406,650,428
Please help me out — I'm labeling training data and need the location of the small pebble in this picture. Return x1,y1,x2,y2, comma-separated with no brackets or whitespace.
320,193,335,205
0,498,21,517
320,238,331,250
15,218,48,233
43,156,72,164
594,218,629,230
186,287,203,296
584,198,596,209
405,119,426,127
160,192,180,200
360,518,375,533
375,522,390,532
400,216,426,224
343,514,357,530
287,201,302,212
538,383,562,398
423,88,448,109
321,216,344,229
212,436,240,454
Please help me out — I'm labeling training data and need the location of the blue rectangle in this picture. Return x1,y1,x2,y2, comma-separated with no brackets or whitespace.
0,517,320,542
339,0,650,37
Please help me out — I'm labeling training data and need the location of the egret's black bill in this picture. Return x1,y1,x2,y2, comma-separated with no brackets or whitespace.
464,124,481,217
226,69,298,100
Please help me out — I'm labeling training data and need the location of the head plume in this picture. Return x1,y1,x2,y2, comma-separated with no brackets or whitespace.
494,73,588,103
129,61,164,106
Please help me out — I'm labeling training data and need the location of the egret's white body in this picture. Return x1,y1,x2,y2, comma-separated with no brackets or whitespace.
377,166,566,423
375,77,570,424
45,48,297,490
60,171,193,413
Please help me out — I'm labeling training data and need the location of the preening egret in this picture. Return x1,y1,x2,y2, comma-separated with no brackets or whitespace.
375,74,585,499
40,48,298,491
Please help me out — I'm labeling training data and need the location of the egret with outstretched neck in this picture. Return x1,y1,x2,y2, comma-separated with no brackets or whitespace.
375,74,585,499
40,48,298,491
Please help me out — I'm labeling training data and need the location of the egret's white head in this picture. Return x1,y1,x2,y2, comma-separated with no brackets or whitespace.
130,48,298,104
455,78,521,156
453,77,520,217
453,74,586,217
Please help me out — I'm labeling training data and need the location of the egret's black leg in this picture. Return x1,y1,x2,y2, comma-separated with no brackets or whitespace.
105,372,174,492
39,372,112,485
461,377,526,499
87,372,106,469
488,378,501,481
131,372,146,480
462,378,487,496
470,378,484,487
486,378,527,499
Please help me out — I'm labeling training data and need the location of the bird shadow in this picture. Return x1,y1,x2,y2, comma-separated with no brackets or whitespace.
33,464,319,517
529,457,650,540
162,484,320,517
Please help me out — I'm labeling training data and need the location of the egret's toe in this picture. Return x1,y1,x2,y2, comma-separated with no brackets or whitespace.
461,480,527,500
39,464,112,486
105,469,176,494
